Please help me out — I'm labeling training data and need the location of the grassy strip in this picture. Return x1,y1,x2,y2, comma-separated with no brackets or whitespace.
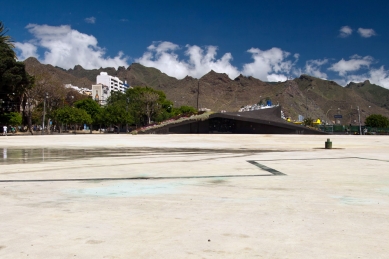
131,111,213,134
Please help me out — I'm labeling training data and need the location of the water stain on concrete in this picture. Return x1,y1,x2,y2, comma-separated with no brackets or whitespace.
86,240,104,244
378,188,389,195
223,233,250,238
203,250,226,254
67,182,181,197
0,147,278,165
332,195,374,205
208,178,228,184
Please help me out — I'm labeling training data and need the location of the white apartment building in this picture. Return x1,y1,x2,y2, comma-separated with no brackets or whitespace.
93,72,130,105
96,72,128,93
64,84,92,96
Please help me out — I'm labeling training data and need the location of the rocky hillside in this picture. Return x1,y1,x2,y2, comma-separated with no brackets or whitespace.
23,59,389,124
290,75,389,125
24,57,94,89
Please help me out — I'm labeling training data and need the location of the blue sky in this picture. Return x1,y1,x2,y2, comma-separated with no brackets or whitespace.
2,0,389,88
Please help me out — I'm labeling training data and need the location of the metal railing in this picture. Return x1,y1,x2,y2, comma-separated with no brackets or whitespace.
318,125,389,134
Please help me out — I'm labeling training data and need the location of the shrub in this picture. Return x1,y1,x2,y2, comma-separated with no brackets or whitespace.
365,114,389,128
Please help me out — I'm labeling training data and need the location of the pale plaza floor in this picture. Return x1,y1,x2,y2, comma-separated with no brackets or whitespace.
0,134,388,258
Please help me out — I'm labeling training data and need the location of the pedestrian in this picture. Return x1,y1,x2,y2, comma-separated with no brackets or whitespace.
3,125,7,136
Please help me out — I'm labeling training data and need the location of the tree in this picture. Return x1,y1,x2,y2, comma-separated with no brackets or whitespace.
0,42,34,113
0,112,22,129
105,91,133,132
0,21,15,55
125,87,172,126
6,112,22,126
140,91,160,124
365,114,389,128
53,107,73,126
303,117,314,127
103,87,196,129
53,107,92,133
71,108,92,126
23,65,85,134
0,21,34,129
176,105,197,114
74,98,102,133
104,103,130,132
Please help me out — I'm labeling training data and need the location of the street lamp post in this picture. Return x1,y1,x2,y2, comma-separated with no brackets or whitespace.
197,79,200,111
357,106,362,135
42,93,48,135
126,97,129,133
26,98,32,134
325,107,333,132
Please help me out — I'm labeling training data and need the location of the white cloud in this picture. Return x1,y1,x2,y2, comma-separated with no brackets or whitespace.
241,47,293,81
85,17,96,24
136,45,388,87
334,66,389,88
14,42,38,60
328,55,373,76
136,43,297,82
136,41,240,79
339,26,352,38
368,66,389,87
357,28,376,38
15,24,128,69
13,23,389,89
267,74,288,82
304,59,328,79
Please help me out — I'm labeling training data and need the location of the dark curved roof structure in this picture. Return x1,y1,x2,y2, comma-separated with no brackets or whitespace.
151,106,327,134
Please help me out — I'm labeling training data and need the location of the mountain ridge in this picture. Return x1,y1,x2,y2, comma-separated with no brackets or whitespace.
23,58,389,124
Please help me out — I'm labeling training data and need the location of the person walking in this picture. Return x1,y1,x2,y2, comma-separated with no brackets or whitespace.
3,125,7,136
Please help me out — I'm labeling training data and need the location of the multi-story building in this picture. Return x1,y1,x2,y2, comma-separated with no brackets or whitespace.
64,84,92,96
92,72,130,105
96,72,128,93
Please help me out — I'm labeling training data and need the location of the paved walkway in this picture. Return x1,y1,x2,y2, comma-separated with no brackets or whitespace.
0,135,388,258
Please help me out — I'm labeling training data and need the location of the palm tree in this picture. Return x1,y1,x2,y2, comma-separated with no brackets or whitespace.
0,21,16,57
